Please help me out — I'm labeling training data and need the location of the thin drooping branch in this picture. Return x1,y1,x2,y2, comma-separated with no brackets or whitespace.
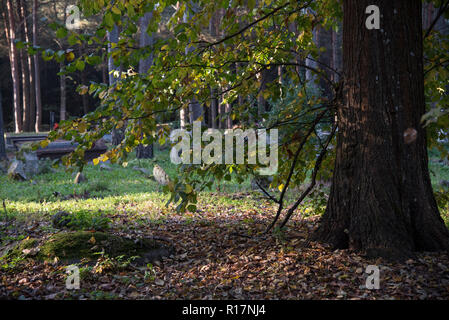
424,0,449,39
197,2,290,48
278,123,337,230
425,58,449,76
255,180,280,204
265,109,328,233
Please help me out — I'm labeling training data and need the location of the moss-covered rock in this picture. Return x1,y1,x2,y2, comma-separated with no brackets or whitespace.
1,232,173,266
38,231,163,263
0,238,39,263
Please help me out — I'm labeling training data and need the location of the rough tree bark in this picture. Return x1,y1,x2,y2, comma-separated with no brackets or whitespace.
314,0,449,258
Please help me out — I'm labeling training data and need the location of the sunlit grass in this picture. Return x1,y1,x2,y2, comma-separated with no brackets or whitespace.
0,149,258,223
1,147,449,228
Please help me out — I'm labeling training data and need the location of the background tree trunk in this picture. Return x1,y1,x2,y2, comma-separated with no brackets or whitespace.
136,12,154,159
305,28,318,83
6,0,22,133
209,11,219,129
79,44,89,115
108,25,125,146
316,25,334,99
60,62,66,121
183,7,203,126
331,24,343,83
19,48,30,132
22,0,36,131
314,0,449,258
0,89,6,160
33,0,42,132
18,0,31,132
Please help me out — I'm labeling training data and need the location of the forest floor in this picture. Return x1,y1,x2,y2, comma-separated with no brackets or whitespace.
1,150,449,300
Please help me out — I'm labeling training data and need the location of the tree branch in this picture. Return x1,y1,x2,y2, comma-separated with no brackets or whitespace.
424,0,449,39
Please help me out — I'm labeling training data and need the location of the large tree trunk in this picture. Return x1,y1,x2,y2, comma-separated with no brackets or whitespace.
33,0,42,132
6,0,23,133
314,0,449,258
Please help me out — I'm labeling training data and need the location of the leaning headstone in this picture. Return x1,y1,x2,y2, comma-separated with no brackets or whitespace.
7,160,27,181
153,164,170,186
23,152,40,176
102,134,112,144
133,166,152,177
74,172,87,184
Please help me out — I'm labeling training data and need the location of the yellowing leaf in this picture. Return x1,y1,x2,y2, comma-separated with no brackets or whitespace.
100,155,109,162
111,6,121,15
116,120,124,129
40,140,49,148
66,51,75,62
79,85,89,95
78,122,87,133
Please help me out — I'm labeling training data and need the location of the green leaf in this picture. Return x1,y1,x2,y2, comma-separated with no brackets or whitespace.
56,28,68,39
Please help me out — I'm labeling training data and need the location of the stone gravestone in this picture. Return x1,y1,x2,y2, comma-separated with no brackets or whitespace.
153,164,170,186
7,160,27,181
23,152,40,177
